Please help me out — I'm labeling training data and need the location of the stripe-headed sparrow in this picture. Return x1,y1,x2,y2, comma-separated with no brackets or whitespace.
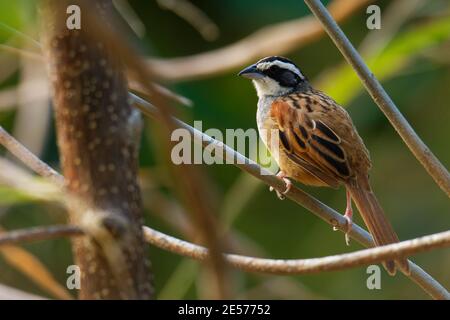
239,56,409,275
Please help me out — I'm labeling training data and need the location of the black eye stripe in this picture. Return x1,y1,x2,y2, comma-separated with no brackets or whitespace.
264,65,301,87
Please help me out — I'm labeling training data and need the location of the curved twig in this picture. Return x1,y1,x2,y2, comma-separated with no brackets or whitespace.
0,46,193,108
156,0,219,41
146,0,374,81
142,227,450,276
0,224,448,299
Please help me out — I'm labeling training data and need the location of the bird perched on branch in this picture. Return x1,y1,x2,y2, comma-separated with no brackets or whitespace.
239,56,409,276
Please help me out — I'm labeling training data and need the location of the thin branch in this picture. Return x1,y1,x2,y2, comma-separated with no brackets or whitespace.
113,0,146,37
1,224,449,298
128,81,193,107
0,126,64,187
131,93,449,300
0,46,193,108
304,0,450,198
156,0,219,41
146,0,374,81
0,225,83,246
0,226,73,300
142,227,450,275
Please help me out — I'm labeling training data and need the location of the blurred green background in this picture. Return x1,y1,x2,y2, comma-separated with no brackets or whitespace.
0,0,449,299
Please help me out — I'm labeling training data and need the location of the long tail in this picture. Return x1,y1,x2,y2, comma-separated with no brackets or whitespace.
346,175,410,276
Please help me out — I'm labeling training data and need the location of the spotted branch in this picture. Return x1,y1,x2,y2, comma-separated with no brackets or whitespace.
40,0,153,299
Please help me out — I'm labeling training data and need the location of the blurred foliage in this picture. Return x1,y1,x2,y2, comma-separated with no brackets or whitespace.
0,186,46,206
0,0,449,299
319,15,450,104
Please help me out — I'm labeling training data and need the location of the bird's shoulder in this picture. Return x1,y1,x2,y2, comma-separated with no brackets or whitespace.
269,88,372,181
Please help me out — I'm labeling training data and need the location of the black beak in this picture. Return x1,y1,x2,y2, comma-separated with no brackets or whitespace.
238,64,265,79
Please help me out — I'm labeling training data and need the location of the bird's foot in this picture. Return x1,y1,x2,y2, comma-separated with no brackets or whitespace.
344,213,352,246
332,213,352,245
333,190,353,246
270,171,292,200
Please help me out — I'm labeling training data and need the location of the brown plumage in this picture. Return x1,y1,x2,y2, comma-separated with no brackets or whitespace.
269,90,409,275
239,56,410,276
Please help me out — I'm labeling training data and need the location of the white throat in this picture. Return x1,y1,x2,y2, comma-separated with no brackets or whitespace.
252,78,291,98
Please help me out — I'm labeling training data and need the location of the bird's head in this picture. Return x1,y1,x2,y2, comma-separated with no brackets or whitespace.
238,56,308,98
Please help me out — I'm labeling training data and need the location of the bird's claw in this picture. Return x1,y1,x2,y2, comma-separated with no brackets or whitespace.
332,215,352,246
344,215,352,246
270,172,292,200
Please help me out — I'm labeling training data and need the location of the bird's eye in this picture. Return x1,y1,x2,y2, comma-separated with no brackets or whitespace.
265,65,301,87
280,70,298,87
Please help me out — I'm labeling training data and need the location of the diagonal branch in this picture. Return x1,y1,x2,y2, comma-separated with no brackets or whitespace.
131,93,449,300
0,94,448,299
0,126,64,187
146,0,374,81
304,0,450,198
0,45,193,108
156,0,219,41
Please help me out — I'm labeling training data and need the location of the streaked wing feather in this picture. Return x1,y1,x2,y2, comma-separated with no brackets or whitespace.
271,98,351,185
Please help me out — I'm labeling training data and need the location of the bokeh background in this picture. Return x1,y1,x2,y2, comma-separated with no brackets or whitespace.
0,0,449,299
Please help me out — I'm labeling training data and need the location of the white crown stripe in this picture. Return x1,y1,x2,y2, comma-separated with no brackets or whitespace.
257,60,305,80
